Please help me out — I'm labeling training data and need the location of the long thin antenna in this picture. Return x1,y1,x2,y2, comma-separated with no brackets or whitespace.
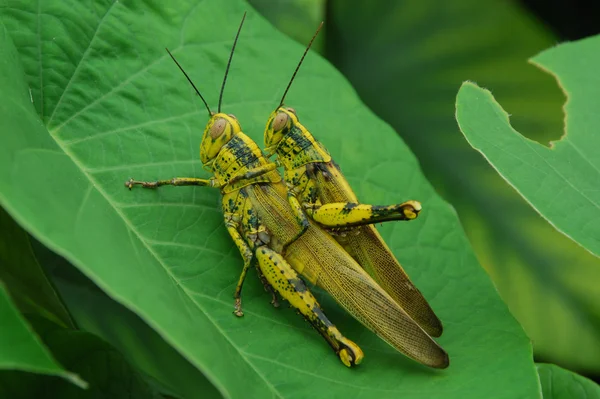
166,47,212,117
278,21,323,110
218,12,247,113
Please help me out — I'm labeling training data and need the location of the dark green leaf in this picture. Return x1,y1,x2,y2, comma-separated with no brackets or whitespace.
0,206,73,328
0,207,168,397
0,316,161,398
50,260,222,399
0,283,84,388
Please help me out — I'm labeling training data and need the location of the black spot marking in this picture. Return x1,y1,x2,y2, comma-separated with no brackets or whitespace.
228,135,260,168
340,202,359,215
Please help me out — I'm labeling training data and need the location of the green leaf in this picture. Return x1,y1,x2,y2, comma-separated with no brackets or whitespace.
0,206,73,328
56,280,221,399
324,0,600,371
0,0,539,397
0,283,84,388
0,316,161,398
44,249,222,399
456,38,600,258
0,209,165,397
537,363,600,399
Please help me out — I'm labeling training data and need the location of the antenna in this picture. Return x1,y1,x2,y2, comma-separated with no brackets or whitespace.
218,12,247,113
166,47,213,117
277,21,323,110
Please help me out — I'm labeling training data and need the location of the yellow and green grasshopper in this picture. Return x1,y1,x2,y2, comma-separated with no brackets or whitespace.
263,24,444,340
126,15,448,368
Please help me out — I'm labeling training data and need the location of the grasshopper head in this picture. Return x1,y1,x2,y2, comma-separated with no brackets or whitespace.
264,107,298,154
200,113,242,167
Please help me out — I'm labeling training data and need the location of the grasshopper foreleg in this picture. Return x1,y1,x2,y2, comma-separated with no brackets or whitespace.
255,246,364,367
125,177,220,190
228,163,277,185
305,200,422,229
283,192,310,250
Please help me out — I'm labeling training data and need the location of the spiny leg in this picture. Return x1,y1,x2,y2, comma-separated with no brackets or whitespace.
305,200,422,229
241,203,281,309
255,246,364,367
225,222,254,317
253,263,280,308
125,177,220,190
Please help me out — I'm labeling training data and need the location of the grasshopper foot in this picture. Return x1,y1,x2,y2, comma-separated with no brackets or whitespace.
338,338,364,367
125,178,135,190
234,298,244,317
401,200,422,220
270,293,280,308
125,178,160,190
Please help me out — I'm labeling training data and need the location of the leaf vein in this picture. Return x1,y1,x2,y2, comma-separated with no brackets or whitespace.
46,0,119,128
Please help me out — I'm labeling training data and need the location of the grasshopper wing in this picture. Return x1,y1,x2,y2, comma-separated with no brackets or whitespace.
286,224,449,369
247,182,447,367
312,162,444,337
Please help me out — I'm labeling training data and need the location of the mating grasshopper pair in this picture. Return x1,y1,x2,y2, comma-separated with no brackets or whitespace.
126,14,448,369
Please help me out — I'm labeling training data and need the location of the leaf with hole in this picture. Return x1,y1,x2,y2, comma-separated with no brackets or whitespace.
456,38,600,259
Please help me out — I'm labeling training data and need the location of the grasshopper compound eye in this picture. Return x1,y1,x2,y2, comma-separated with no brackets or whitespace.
286,107,297,116
210,117,228,138
228,113,237,119
272,112,289,132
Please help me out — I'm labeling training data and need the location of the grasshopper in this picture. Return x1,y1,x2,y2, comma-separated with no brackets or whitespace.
126,15,448,368
263,24,445,340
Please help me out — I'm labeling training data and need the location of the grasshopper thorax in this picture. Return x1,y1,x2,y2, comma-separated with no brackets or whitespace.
201,113,242,166
264,107,297,153
264,106,331,169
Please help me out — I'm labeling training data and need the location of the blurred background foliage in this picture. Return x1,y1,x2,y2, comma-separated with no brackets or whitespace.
248,0,600,379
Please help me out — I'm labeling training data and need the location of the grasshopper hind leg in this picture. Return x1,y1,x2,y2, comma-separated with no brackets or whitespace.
255,246,364,367
305,201,422,229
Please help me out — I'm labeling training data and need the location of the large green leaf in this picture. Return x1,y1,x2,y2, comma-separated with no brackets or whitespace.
0,0,539,397
325,0,600,371
537,363,600,399
0,283,84,388
455,38,600,257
